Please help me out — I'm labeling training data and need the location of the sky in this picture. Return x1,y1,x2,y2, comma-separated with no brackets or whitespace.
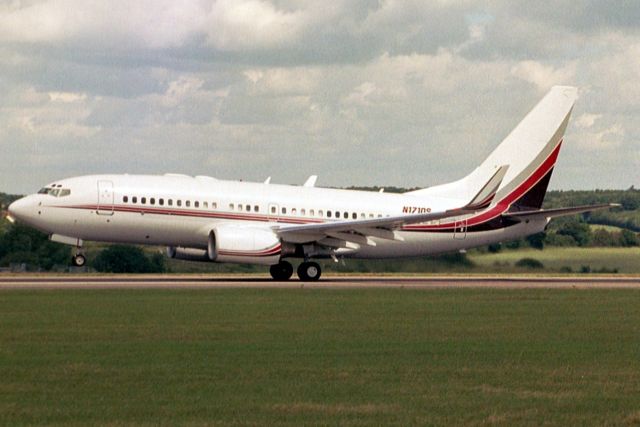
1,0,639,194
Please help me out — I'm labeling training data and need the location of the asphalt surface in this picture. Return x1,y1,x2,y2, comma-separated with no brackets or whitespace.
1,275,640,289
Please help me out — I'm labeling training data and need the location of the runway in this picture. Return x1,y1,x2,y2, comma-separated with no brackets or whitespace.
1,275,640,289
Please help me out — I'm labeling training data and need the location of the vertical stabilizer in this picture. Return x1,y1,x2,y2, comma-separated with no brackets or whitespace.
407,86,578,209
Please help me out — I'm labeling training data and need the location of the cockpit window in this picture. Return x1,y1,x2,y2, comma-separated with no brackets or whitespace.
38,187,71,197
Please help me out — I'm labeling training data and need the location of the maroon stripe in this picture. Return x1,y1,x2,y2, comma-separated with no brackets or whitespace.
218,244,282,257
403,140,563,231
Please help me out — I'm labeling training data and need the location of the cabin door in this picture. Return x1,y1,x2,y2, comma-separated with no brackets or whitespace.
97,180,114,216
453,218,467,240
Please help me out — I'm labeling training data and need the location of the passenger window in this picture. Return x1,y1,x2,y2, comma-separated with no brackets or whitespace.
150,198,155,205
132,196,137,204
281,207,287,214
229,203,234,210
378,214,382,218
177,200,182,207
360,213,365,219
369,214,374,218
318,210,323,217
123,196,128,203
195,201,199,208
141,197,147,204
246,205,251,212
237,204,243,212
203,202,208,209
327,211,332,218
292,208,297,215
186,200,191,207
254,205,259,212
352,212,357,219
168,199,173,206
310,209,314,216
301,208,306,216
159,198,164,206
344,212,349,219
271,206,276,214
212,202,217,209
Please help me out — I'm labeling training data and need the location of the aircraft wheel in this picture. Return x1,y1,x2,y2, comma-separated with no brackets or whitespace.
71,254,86,267
270,261,293,281
297,261,321,281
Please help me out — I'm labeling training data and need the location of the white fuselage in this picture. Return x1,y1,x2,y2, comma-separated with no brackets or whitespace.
9,173,546,260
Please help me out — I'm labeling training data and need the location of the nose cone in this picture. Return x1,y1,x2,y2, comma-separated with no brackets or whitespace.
8,197,34,223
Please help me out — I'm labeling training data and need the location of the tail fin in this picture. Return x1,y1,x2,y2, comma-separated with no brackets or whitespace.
407,86,578,210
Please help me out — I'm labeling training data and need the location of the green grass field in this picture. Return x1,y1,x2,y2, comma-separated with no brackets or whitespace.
470,247,640,274
1,288,640,426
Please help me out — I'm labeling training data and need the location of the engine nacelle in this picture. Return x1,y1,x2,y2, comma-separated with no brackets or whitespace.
208,225,281,265
166,246,210,262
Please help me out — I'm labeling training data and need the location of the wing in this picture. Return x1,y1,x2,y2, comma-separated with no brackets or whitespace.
275,165,509,246
502,203,619,222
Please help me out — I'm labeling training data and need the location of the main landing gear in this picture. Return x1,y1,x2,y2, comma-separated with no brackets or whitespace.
269,261,322,281
269,261,293,281
71,253,86,267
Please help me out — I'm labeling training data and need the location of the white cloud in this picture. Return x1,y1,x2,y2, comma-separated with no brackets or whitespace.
205,0,304,50
1,1,640,192
0,0,207,49
510,60,576,91
574,113,602,129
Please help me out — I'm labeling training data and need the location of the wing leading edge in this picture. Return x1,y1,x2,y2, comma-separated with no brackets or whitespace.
275,165,509,245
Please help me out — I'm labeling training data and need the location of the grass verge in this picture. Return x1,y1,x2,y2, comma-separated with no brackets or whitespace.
1,288,640,425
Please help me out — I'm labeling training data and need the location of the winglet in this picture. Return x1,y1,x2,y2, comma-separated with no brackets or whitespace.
464,165,509,210
303,175,318,187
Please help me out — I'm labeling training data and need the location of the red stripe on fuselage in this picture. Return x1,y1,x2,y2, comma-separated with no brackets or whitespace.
48,141,562,235
403,140,563,231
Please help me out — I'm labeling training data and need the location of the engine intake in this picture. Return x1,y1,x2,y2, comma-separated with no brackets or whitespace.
208,226,281,265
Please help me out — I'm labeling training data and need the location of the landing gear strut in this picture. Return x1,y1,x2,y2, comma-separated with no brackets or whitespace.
297,261,321,281
71,253,86,267
270,261,293,281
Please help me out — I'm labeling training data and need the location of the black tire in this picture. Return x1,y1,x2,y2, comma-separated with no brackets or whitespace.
270,261,293,281
72,254,86,267
297,261,321,281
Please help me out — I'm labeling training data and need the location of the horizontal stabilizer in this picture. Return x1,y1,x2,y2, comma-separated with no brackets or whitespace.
503,203,619,222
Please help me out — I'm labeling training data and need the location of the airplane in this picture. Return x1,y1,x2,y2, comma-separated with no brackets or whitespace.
7,85,616,281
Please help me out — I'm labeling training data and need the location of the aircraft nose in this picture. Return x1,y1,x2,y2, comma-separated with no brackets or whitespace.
8,197,33,222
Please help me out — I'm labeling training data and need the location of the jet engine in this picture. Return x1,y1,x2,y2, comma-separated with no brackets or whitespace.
207,225,281,265
166,246,210,262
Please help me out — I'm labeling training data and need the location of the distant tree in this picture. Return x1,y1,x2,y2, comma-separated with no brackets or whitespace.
526,232,545,250
487,243,502,253
556,219,592,246
620,229,639,247
591,229,619,247
93,245,165,273
0,223,70,270
515,258,544,269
